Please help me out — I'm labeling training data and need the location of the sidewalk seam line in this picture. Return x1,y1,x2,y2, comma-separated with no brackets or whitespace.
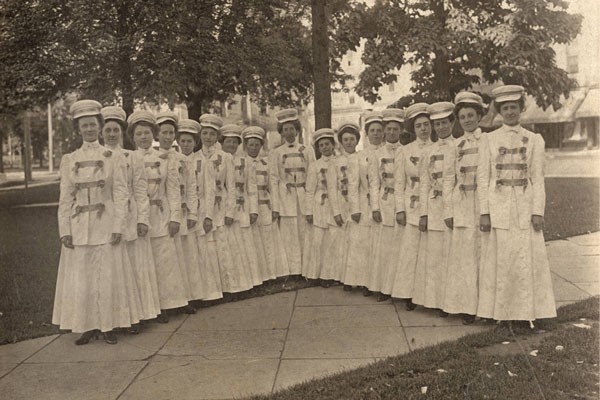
0,334,61,381
115,313,190,400
270,289,297,393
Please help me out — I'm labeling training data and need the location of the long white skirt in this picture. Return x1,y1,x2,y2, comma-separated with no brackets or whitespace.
253,223,289,280
250,224,272,282
181,232,205,301
368,224,403,295
279,214,306,275
412,229,451,309
125,238,160,321
477,202,556,321
227,222,262,287
215,226,253,293
196,231,223,300
390,224,421,299
441,227,481,315
150,235,189,310
341,222,374,287
53,243,137,333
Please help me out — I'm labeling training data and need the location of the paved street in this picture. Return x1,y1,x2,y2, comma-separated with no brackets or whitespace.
0,233,598,400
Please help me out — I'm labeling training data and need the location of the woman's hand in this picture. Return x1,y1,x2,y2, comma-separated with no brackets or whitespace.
187,219,197,230
137,223,148,237
419,216,428,232
61,235,74,249
224,217,234,227
480,214,491,232
334,214,344,227
110,233,122,245
531,215,544,231
351,213,361,223
372,210,382,223
444,217,453,230
203,218,213,234
250,213,258,225
272,211,280,222
168,221,180,237
306,215,313,225
396,212,406,226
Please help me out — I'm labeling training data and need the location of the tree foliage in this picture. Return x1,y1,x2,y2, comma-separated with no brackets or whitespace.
335,0,583,110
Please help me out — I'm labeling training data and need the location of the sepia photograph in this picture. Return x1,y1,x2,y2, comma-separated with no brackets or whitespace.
0,0,598,398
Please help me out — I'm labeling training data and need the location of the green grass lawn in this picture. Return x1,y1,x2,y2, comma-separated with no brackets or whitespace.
0,177,597,344
248,298,600,400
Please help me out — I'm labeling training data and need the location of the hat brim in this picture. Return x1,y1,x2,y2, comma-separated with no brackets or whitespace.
244,134,264,141
278,117,298,124
382,117,404,123
178,129,198,135
200,123,221,131
157,116,178,125
495,93,523,103
313,134,334,145
429,110,454,120
73,110,101,119
221,133,242,139
456,98,482,106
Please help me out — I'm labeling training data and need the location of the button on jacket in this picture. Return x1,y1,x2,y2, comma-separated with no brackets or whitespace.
58,142,128,246
477,125,545,230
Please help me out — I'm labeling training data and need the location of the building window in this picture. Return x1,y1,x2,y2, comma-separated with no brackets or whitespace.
567,55,579,74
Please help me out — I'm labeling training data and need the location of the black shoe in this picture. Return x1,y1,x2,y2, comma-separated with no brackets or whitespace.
103,330,117,345
129,324,140,334
320,280,332,288
183,304,197,314
157,310,169,324
376,293,390,302
362,287,373,297
343,285,352,292
462,314,475,325
438,310,449,318
75,330,99,345
405,299,416,311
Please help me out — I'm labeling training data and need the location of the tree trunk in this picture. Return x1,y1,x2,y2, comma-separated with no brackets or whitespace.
431,0,451,101
23,112,32,183
187,92,204,121
116,3,135,116
0,133,4,173
311,0,332,130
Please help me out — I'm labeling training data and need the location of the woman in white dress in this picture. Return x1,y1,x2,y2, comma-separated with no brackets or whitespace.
53,100,133,345
100,106,160,332
412,102,455,316
128,111,189,323
477,85,556,323
243,126,290,280
390,103,432,310
368,109,405,302
302,128,343,285
440,92,486,324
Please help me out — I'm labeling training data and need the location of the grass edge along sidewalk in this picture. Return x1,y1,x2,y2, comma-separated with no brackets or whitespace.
247,297,600,400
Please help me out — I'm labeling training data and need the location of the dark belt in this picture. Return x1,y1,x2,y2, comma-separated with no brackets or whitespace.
257,185,268,191
458,147,478,157
496,163,527,171
258,199,271,208
286,182,305,192
381,172,394,179
430,154,444,162
283,153,304,160
381,158,394,164
72,203,105,218
382,187,394,200
73,160,104,174
432,189,442,198
499,146,526,155
149,199,163,212
71,180,105,196
431,171,442,179
460,166,478,173
144,161,160,169
285,167,305,173
410,195,419,208
496,178,528,187
459,184,477,192
148,178,161,184
235,182,244,189
256,170,268,176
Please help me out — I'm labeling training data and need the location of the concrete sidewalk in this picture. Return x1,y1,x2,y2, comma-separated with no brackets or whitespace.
0,233,598,400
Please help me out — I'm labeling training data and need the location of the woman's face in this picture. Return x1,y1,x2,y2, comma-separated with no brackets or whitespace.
367,122,384,146
414,116,432,141
133,124,154,150
457,107,481,133
317,138,334,157
222,137,240,155
200,128,218,148
499,101,522,126
78,116,100,143
102,120,122,148
281,122,298,144
246,138,263,158
340,132,358,154
178,133,196,156
158,123,176,150
384,121,402,143
433,117,453,139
